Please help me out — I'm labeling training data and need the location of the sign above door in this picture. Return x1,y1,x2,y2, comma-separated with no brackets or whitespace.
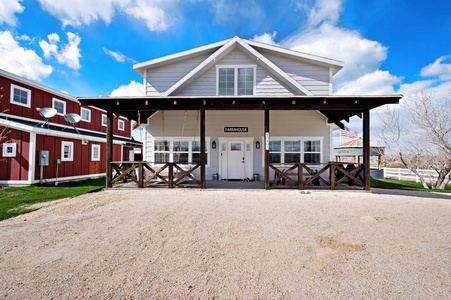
224,127,248,132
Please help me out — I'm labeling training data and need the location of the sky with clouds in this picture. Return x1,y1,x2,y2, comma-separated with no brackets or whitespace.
0,0,450,135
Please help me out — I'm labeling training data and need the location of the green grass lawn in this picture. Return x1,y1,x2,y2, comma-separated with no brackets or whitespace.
0,177,105,221
371,178,451,193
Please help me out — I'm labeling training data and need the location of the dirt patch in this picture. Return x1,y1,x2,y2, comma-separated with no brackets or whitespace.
317,236,366,253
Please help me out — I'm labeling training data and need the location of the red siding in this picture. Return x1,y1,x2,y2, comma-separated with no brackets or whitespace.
0,74,132,139
0,130,30,181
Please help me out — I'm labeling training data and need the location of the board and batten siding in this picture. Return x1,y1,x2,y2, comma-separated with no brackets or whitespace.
143,110,333,179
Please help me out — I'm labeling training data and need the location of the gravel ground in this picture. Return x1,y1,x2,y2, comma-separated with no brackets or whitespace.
0,188,450,299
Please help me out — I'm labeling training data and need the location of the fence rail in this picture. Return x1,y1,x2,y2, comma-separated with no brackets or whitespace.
384,167,440,182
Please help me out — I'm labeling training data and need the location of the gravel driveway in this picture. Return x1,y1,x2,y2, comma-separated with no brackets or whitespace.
0,188,450,299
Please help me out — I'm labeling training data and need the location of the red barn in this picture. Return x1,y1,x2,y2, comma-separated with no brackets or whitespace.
0,69,140,185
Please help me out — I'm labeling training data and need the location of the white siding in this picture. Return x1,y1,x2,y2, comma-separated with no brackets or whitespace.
144,110,332,179
145,53,213,96
177,48,295,96
263,52,331,95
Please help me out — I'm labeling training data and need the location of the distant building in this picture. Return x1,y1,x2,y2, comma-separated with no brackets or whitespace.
0,69,140,186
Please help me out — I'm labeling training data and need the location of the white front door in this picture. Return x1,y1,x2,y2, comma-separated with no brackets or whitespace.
227,141,245,179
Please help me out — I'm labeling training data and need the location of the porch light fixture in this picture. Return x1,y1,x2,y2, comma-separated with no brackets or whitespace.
145,99,148,105
292,100,296,105
212,141,217,149
116,100,120,105
256,141,260,149
174,100,177,105
323,99,327,104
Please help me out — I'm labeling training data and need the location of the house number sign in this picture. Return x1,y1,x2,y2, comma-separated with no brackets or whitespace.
224,127,248,132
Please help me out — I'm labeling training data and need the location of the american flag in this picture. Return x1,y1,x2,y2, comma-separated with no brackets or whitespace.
340,126,358,138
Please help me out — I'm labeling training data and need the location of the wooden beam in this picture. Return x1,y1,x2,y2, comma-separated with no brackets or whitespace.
264,109,270,190
106,110,113,188
200,109,206,189
363,109,370,191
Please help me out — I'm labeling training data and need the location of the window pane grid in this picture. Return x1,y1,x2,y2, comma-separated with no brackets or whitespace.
268,139,321,164
14,89,28,104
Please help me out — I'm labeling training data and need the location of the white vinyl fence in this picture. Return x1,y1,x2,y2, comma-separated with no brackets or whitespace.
384,167,442,183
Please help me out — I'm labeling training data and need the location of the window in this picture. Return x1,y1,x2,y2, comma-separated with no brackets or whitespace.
101,114,107,127
153,139,209,165
52,98,66,115
173,141,189,163
61,141,74,161
10,84,31,108
118,119,125,131
191,140,208,165
304,140,321,163
284,141,300,163
267,138,322,164
154,140,170,163
217,66,255,96
2,143,17,157
269,140,281,163
91,144,100,161
81,107,91,122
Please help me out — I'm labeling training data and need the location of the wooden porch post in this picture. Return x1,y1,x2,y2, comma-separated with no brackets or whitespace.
264,109,270,190
106,110,113,188
200,109,206,189
363,109,371,191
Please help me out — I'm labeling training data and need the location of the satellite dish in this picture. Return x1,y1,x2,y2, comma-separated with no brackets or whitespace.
63,113,81,133
36,107,57,128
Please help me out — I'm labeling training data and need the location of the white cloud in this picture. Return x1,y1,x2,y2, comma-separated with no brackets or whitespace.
0,0,24,26
335,70,399,95
39,32,82,70
125,0,169,32
307,0,343,27
420,55,451,81
252,32,278,45
103,47,137,63
36,0,175,32
0,31,52,81
110,80,145,96
283,23,388,92
36,0,121,27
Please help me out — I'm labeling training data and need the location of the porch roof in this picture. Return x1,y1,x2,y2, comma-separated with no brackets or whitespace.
77,95,402,129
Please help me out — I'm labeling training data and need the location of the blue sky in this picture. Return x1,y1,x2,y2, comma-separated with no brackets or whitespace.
1,0,450,134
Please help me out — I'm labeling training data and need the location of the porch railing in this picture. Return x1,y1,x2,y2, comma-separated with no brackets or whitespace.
110,161,201,188
109,161,365,190
269,162,365,190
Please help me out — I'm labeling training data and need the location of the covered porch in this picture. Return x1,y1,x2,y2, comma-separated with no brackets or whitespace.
78,95,401,191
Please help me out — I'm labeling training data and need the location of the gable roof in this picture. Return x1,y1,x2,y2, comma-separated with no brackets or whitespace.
0,68,78,103
133,36,344,96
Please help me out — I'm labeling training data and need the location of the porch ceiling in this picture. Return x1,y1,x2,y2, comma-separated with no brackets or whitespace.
78,95,402,128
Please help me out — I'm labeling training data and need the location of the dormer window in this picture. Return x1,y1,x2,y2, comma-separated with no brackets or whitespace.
217,66,255,96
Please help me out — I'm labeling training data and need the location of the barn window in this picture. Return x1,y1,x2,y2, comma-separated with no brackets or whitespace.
118,119,125,131
101,114,107,127
52,98,66,115
2,143,17,157
91,144,100,161
10,84,31,108
81,107,91,122
61,141,74,161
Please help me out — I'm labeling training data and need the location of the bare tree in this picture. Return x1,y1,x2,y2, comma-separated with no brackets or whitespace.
376,90,451,189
